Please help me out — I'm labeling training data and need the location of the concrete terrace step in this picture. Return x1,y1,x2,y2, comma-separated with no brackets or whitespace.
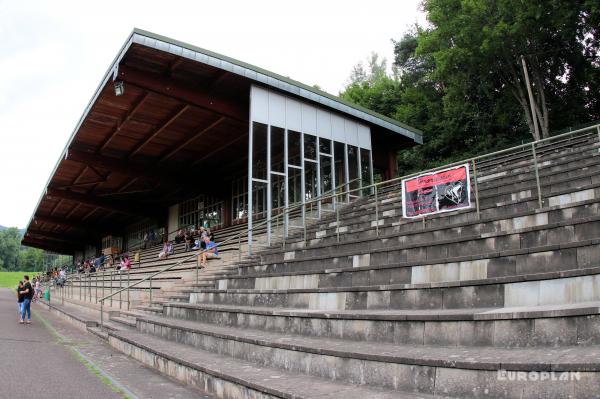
188,265,600,311
229,228,600,285
286,175,600,248
107,328,439,399
160,301,600,348
130,311,600,372
253,199,600,265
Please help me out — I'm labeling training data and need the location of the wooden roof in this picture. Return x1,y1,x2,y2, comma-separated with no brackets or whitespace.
23,41,251,253
22,29,421,254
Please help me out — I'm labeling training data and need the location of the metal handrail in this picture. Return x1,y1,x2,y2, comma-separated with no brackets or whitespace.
294,123,600,219
97,176,357,327
89,121,600,328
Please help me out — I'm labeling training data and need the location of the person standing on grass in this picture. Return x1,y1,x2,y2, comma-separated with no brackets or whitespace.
16,281,25,322
19,275,34,324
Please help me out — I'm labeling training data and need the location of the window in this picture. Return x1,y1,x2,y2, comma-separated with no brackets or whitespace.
271,126,285,173
348,145,360,193
319,138,331,155
232,177,247,221
288,130,301,166
252,122,268,179
334,141,346,194
360,148,372,194
179,195,224,229
304,134,317,161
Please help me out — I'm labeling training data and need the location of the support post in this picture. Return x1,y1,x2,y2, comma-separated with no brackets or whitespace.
374,185,379,236
196,254,199,285
303,203,307,245
127,271,130,310
531,143,543,208
336,203,340,243
100,301,103,330
471,159,481,220
119,272,122,310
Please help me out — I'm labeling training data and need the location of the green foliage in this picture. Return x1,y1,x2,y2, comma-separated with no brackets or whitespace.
340,1,600,174
0,228,47,272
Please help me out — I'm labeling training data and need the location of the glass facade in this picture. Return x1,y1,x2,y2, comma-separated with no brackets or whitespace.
248,121,373,246
179,195,223,229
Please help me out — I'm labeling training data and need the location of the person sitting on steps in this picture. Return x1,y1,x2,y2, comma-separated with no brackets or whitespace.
158,241,174,260
198,236,218,268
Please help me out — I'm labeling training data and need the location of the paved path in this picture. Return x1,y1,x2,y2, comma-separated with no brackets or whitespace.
0,288,120,399
0,288,210,399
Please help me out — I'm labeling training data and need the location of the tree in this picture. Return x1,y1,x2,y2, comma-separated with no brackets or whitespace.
19,247,45,272
418,0,600,140
340,1,600,175
0,228,21,271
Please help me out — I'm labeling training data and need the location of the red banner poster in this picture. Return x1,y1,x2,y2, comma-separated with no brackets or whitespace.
402,164,471,218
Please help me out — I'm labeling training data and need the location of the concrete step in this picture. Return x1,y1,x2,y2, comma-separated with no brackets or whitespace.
113,312,600,398
229,232,600,286
189,265,600,311
251,201,600,270
160,301,600,348
107,328,436,399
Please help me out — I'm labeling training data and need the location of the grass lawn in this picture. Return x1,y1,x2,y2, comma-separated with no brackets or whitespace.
0,272,35,289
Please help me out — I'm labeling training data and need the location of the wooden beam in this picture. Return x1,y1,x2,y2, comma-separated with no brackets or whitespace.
160,116,226,162
129,104,189,157
117,65,247,123
21,237,74,254
27,229,93,245
66,148,189,187
99,92,152,151
33,215,112,234
45,188,157,218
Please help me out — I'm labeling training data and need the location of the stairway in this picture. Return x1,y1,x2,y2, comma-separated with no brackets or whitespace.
49,129,600,398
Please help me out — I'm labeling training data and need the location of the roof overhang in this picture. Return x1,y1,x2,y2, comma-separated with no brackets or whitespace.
22,28,422,254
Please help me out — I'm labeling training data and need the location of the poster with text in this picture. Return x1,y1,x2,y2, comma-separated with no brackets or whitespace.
402,164,471,218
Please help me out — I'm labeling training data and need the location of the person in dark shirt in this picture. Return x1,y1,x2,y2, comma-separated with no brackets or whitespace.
16,281,24,321
19,275,33,324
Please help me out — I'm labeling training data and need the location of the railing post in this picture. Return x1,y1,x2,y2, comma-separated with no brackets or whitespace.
597,126,600,148
531,143,543,208
149,277,153,306
102,270,105,302
79,275,82,301
127,271,130,310
374,185,380,236
471,159,481,220
119,272,122,310
84,274,87,302
196,254,199,285
238,234,242,261
100,300,103,330
95,273,98,303
110,273,113,308
336,203,340,243
303,203,307,245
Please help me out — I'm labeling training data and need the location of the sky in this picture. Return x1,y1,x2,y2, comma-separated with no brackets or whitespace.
0,0,425,228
